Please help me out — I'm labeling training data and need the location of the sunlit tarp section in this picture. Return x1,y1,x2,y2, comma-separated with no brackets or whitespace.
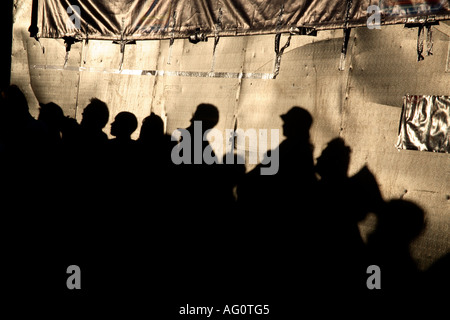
396,95,450,153
34,0,450,41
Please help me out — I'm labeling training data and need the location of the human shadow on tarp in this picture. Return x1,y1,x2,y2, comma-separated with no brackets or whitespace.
171,103,222,210
237,106,317,212
107,110,139,206
38,102,65,150
234,106,317,300
0,85,50,229
78,98,109,151
1,85,47,156
166,103,226,292
61,97,110,208
66,98,110,226
2,86,441,316
0,86,83,308
136,112,175,202
310,137,384,311
365,199,427,309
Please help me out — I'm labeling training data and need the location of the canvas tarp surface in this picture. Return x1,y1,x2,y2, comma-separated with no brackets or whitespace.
34,0,450,40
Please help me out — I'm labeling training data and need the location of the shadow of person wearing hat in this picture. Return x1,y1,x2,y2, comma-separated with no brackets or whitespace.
312,138,372,304
235,106,317,304
237,106,317,211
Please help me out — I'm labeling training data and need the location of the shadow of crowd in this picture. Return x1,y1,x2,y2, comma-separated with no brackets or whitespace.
1,84,448,316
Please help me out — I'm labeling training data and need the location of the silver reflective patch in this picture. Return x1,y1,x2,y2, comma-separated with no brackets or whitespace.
396,95,450,153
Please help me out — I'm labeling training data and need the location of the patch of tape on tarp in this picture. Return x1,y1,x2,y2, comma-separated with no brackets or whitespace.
31,64,275,79
272,5,291,79
112,18,136,70
273,33,291,79
339,0,352,71
211,7,223,72
417,25,425,61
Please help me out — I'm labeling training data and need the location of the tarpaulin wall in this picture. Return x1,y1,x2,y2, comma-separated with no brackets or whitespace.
11,1,450,270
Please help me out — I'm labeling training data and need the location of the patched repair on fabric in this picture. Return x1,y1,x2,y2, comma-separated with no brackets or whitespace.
397,95,450,153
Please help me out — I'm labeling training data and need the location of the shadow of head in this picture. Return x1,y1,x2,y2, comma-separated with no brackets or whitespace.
139,112,164,141
190,103,219,131
111,111,138,138
38,102,64,130
80,98,109,130
316,137,352,180
281,106,313,139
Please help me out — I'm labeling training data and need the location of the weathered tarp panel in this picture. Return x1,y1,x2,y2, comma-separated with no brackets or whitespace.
35,0,450,40
396,95,450,153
